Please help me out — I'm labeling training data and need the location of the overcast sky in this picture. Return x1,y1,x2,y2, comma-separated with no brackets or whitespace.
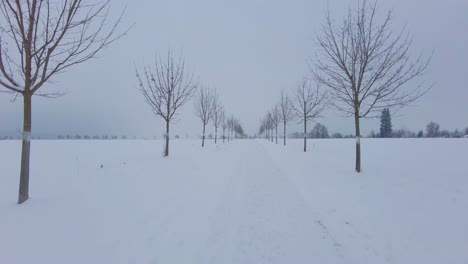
1,0,467,138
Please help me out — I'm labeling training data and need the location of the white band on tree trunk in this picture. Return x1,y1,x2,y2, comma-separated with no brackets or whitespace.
356,136,360,144
23,131,31,142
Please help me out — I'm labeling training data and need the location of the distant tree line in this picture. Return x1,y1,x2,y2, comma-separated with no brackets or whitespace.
367,108,468,138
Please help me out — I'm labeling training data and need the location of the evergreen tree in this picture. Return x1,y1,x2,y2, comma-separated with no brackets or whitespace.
426,121,440,137
379,108,392,138
310,123,329,138
417,130,424,138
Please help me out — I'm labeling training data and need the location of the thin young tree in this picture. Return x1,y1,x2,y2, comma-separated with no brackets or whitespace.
0,0,127,204
231,117,239,140
136,50,197,157
279,91,294,145
292,78,327,152
194,87,215,147
212,93,222,144
220,108,227,143
272,105,280,144
227,116,232,142
227,115,235,141
312,0,431,172
265,112,273,142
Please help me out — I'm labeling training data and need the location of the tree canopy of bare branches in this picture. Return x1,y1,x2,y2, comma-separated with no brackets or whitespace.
279,90,294,145
194,87,216,147
292,78,327,152
136,49,197,157
311,0,431,172
0,0,127,204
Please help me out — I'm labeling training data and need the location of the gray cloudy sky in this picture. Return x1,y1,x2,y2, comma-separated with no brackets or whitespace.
1,0,467,138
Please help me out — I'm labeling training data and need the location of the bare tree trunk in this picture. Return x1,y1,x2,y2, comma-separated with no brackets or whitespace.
215,127,217,144
303,118,307,152
164,119,170,157
354,111,361,172
283,121,286,146
275,125,278,144
18,93,32,204
202,124,206,147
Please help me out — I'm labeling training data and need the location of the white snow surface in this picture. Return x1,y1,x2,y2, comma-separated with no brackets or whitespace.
0,138,467,263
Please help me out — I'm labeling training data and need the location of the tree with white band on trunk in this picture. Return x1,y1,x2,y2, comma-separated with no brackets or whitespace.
311,0,432,172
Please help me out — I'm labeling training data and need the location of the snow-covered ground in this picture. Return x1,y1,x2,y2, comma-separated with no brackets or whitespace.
0,138,467,263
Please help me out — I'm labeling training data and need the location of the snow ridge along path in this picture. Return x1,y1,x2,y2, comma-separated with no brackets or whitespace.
0,139,467,264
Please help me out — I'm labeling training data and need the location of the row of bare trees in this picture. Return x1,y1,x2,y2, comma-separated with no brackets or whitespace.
259,78,327,152
194,87,244,146
0,0,433,205
259,0,431,173
137,52,246,152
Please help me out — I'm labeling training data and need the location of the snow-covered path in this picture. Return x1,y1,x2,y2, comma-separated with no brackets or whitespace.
197,140,343,263
1,139,467,263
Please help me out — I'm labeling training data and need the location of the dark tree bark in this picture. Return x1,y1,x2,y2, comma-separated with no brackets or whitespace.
283,121,287,146
303,117,307,152
202,124,206,147
275,124,278,144
354,110,361,172
18,93,32,204
165,120,170,157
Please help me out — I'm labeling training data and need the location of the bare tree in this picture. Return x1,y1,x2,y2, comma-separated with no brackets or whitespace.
267,113,273,142
292,78,327,152
0,0,127,204
136,50,197,157
279,90,294,145
312,0,431,172
220,108,227,143
212,92,222,144
233,120,245,138
227,116,232,142
264,112,273,142
195,87,215,147
227,115,236,141
272,105,280,144
228,116,240,140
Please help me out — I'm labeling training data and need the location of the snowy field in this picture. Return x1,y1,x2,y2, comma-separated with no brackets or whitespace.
0,138,467,264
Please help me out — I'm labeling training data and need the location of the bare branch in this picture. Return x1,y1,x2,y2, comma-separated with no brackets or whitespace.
311,0,432,118
0,0,129,95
